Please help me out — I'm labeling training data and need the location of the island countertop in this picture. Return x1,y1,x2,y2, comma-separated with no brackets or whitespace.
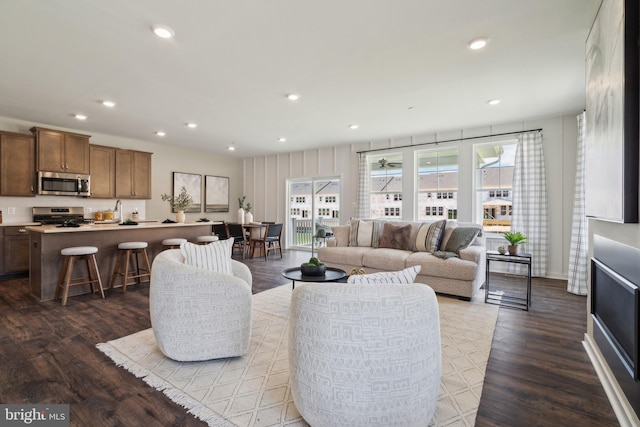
28,222,214,301
26,221,214,233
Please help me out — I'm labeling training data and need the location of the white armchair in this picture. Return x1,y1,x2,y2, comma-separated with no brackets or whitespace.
149,249,252,362
289,282,441,427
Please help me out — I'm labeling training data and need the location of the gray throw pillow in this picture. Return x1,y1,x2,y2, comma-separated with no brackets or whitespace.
444,227,480,254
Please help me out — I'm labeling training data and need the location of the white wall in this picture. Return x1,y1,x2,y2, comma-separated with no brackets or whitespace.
0,116,243,223
243,113,580,279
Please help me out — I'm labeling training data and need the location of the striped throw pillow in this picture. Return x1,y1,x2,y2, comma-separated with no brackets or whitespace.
180,238,233,275
347,265,421,284
415,219,447,253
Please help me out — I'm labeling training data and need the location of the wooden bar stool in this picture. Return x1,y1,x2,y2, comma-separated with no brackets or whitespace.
196,235,219,245
109,242,152,292
55,246,105,306
162,238,187,250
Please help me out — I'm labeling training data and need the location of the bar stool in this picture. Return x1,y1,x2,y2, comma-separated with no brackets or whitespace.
109,242,152,292
55,246,105,306
162,238,187,250
196,235,219,245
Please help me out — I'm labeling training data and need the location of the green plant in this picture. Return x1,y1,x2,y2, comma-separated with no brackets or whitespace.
245,202,252,213
502,231,527,246
161,186,193,211
302,256,324,267
238,195,246,209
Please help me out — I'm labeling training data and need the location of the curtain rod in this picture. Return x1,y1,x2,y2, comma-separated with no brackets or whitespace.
356,128,543,155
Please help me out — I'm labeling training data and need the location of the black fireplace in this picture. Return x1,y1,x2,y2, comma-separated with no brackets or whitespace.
591,235,640,416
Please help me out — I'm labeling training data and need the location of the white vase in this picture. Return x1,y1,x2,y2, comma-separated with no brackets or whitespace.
176,210,186,223
245,211,253,224
237,208,245,224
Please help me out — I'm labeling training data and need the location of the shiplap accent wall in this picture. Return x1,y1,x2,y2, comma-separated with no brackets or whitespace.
243,113,580,280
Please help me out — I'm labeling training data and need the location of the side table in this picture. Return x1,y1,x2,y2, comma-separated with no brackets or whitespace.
281,266,347,289
485,250,532,311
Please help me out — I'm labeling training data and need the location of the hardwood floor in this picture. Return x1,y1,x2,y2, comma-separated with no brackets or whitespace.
0,249,618,426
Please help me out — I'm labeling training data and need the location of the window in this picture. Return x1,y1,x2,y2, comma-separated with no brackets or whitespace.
369,153,402,219
475,141,517,232
417,149,458,221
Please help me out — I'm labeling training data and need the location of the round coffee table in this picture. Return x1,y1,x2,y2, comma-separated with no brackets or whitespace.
281,266,347,289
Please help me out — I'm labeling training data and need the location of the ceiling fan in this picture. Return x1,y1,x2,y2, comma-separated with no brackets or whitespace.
378,158,402,169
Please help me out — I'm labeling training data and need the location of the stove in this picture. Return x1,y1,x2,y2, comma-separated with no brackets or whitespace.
32,207,86,225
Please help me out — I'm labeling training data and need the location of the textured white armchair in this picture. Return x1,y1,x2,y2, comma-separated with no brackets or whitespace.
289,282,441,427
149,249,252,362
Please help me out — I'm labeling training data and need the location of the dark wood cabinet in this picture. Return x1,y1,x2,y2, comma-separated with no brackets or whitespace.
115,149,151,199
2,226,29,275
31,127,90,174
89,145,116,198
0,131,35,196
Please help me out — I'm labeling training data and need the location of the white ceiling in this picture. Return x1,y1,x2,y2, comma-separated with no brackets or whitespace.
0,0,600,157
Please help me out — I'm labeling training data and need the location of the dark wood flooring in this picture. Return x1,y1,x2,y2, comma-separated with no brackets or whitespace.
0,250,618,426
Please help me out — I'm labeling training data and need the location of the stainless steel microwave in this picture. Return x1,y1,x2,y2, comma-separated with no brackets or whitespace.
37,171,90,197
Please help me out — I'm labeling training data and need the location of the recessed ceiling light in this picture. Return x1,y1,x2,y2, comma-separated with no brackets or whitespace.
152,24,175,39
349,124,359,129
487,99,501,106
287,94,300,101
228,145,236,151
468,38,489,50
278,137,287,142
75,114,87,120
186,122,197,128
102,100,116,108
156,131,166,136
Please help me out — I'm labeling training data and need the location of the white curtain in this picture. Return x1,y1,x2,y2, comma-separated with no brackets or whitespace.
355,153,371,219
511,131,548,277
567,113,588,295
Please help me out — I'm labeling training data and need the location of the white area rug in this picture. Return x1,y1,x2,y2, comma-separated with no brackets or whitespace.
97,285,498,426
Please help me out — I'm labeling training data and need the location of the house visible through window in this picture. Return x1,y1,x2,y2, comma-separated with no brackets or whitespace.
369,153,403,218
475,141,517,232
417,149,458,221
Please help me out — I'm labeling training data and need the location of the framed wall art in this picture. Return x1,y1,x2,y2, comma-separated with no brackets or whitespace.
172,172,202,213
205,175,230,212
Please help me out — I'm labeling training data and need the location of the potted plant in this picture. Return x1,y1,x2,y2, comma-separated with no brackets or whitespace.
237,196,246,224
161,186,193,223
501,231,527,255
245,202,253,223
301,256,326,276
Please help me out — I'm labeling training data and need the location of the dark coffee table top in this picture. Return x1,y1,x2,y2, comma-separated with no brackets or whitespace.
281,266,347,283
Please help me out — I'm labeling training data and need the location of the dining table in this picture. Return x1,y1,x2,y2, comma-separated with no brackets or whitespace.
242,222,268,258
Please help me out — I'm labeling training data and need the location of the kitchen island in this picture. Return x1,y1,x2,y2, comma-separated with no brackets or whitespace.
27,222,214,301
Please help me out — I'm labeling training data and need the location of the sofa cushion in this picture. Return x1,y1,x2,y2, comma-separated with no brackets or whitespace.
444,227,480,254
415,219,447,253
349,219,387,247
331,225,350,247
347,265,421,284
362,248,412,271
406,252,478,281
317,246,372,267
379,223,413,250
180,238,233,275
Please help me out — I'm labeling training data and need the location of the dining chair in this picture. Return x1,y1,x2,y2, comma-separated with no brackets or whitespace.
213,222,229,239
226,223,248,258
251,223,283,260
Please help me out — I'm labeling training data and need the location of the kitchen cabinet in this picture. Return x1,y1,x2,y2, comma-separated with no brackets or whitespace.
2,226,30,275
31,127,90,174
115,149,152,199
89,145,116,198
0,131,35,197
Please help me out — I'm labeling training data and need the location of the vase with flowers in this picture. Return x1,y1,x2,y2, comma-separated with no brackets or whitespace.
161,186,193,223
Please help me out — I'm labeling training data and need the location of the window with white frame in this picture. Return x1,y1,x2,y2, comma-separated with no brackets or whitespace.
369,153,403,218
417,149,458,221
475,141,517,232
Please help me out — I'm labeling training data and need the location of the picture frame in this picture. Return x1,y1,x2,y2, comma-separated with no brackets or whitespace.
585,0,639,223
172,172,202,213
205,175,230,212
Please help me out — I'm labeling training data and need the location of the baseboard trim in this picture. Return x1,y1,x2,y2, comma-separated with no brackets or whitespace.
583,333,640,427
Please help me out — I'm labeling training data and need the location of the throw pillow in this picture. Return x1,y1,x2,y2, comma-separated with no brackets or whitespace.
378,223,413,250
439,221,459,251
331,225,350,247
349,219,377,247
180,238,233,275
347,265,421,284
444,227,481,254
415,219,447,253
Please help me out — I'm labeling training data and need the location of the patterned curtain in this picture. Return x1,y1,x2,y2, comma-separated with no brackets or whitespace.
567,113,588,295
511,131,548,277
355,153,371,219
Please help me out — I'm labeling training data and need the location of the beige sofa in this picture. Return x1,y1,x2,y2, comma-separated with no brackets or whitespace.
317,220,486,300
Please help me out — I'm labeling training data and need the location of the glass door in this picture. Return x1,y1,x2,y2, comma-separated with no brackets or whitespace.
287,176,341,251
